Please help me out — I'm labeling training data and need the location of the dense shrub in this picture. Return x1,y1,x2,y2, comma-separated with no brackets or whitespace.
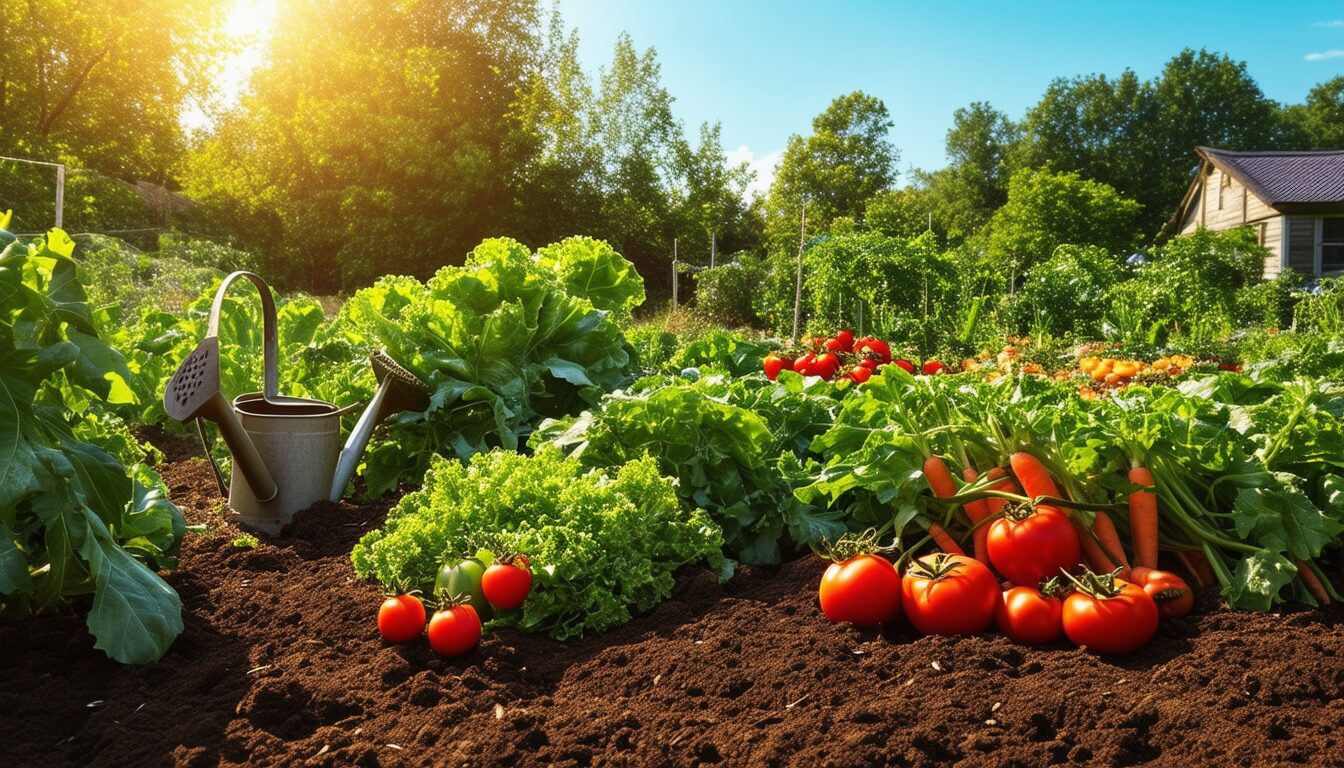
803,231,957,339
1119,227,1266,342
693,253,765,327
1233,270,1303,330
1008,245,1126,337
1294,278,1344,335
982,169,1142,277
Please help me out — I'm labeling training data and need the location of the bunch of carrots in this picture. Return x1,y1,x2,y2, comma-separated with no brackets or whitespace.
917,451,1334,608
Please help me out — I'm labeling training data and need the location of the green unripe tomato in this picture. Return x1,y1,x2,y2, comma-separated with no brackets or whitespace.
435,558,493,620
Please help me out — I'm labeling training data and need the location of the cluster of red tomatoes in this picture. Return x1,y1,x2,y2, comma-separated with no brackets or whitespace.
762,330,950,385
817,452,1193,655
377,554,533,656
819,551,1187,655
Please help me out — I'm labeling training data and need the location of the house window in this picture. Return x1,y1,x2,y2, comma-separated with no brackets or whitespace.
1287,217,1316,273
1325,217,1344,275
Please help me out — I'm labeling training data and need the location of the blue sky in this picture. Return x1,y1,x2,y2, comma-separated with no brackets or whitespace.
556,0,1344,194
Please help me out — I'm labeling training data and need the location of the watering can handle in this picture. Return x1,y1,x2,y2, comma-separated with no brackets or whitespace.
208,271,281,402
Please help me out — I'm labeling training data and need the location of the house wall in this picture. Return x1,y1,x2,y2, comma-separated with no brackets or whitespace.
1175,164,1284,278
1262,216,1284,279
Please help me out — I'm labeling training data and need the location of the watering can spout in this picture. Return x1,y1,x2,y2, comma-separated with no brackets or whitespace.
329,350,430,502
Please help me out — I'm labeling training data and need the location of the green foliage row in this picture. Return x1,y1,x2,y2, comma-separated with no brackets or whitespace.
0,228,185,665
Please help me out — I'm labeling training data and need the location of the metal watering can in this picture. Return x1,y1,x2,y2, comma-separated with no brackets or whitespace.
164,272,429,534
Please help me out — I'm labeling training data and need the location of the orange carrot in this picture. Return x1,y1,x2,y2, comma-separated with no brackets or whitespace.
1079,525,1116,577
983,473,1021,520
1296,559,1332,606
962,466,992,563
1175,550,1214,588
1127,466,1159,569
1093,511,1130,581
928,523,966,556
1126,565,1154,585
1010,452,1062,507
923,455,959,499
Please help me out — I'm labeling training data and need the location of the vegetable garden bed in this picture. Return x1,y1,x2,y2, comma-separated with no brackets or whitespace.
2,437,1342,768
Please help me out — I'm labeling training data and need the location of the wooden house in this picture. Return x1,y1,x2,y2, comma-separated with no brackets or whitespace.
1164,147,1344,278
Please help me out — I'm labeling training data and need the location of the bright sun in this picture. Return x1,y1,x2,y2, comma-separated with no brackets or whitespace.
180,0,277,130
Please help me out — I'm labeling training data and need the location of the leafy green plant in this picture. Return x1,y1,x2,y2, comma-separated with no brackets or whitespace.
1011,245,1126,337
536,236,645,323
334,237,639,496
231,534,259,550
352,448,725,640
531,371,844,564
0,228,185,664
693,254,765,327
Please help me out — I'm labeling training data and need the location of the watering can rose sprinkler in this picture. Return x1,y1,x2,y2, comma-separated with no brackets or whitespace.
164,272,427,534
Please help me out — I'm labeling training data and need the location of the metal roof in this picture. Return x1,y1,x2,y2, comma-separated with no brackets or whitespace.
1197,146,1344,207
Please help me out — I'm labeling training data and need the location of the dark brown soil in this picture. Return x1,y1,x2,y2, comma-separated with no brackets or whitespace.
3,446,1343,768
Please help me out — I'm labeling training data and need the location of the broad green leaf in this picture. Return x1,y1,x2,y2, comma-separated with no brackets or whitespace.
1225,549,1298,612
79,509,183,665
1230,475,1343,560
0,520,32,595
0,373,42,511
536,236,645,320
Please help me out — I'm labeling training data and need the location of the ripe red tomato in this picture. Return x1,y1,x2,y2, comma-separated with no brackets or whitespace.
1128,567,1193,619
901,554,999,635
793,353,815,374
824,330,855,353
891,358,915,374
986,505,1081,586
482,556,533,610
377,594,426,644
427,604,482,656
1062,579,1158,655
854,337,891,364
922,360,948,375
818,554,901,628
810,352,842,380
843,365,872,384
996,585,1064,645
857,358,879,371
763,353,792,381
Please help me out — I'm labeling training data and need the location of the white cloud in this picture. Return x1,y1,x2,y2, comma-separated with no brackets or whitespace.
1305,49,1344,61
1313,20,1344,28
725,144,782,201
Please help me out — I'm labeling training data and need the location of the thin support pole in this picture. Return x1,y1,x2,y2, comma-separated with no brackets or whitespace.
791,202,808,346
672,237,679,309
54,165,65,229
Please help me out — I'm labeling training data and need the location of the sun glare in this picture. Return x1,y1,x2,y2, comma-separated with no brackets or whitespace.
181,0,277,130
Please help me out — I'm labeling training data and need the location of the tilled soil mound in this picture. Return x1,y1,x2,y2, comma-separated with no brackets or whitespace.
3,444,1343,768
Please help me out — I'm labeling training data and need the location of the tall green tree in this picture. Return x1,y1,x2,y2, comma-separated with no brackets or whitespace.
1015,49,1281,236
766,91,897,250
672,121,757,265
509,7,606,248
591,32,685,295
1280,76,1344,150
0,0,226,178
184,0,540,291
1136,49,1281,226
916,101,1019,237
982,168,1142,280
1015,70,1149,201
